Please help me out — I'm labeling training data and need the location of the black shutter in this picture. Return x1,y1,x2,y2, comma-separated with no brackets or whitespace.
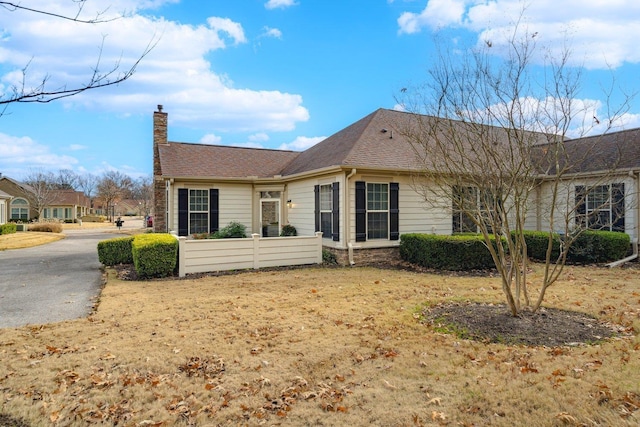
178,188,188,236
209,189,219,233
389,182,399,240
332,182,340,241
612,183,625,232
355,181,366,242
575,185,586,228
314,185,320,233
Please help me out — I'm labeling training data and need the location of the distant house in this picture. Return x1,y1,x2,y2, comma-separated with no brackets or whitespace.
0,175,39,221
0,174,90,222
152,106,640,264
0,189,10,225
41,190,91,222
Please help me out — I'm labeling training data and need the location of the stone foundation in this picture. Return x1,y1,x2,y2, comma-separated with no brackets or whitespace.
324,246,401,267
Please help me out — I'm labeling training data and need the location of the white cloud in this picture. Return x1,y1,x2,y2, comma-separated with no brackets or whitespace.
278,136,326,151
0,132,78,177
0,1,309,133
249,133,270,143
68,144,87,151
200,133,222,144
398,0,466,34
398,0,640,69
261,26,283,39
265,0,299,10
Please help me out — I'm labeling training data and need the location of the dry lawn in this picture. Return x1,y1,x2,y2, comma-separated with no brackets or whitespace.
0,265,638,426
0,232,64,251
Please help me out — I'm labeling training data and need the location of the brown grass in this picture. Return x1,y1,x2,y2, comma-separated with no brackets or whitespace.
28,223,63,233
0,265,638,426
0,232,64,250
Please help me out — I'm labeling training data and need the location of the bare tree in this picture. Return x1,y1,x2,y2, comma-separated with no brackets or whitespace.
132,176,153,217
399,23,632,316
77,173,99,208
23,169,57,220
0,1,157,112
53,169,79,190
96,171,133,221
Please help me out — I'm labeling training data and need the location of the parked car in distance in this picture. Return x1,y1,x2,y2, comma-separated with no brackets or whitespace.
146,216,153,227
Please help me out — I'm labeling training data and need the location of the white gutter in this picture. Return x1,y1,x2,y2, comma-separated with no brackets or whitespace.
345,168,357,266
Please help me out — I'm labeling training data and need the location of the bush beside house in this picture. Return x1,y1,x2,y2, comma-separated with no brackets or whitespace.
0,223,17,235
98,236,135,265
98,234,177,278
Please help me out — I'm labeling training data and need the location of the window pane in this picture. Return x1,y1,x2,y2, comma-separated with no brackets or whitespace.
190,213,208,234
320,185,332,211
367,183,388,211
321,212,332,238
190,189,208,212
367,212,388,239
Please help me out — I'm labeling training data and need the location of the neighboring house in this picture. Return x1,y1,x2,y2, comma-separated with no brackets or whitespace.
0,174,91,222
152,106,640,264
41,190,91,222
0,175,39,221
0,189,10,225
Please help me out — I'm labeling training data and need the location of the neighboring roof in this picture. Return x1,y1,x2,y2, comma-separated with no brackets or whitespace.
158,142,300,178
50,190,90,207
0,176,35,195
0,189,11,199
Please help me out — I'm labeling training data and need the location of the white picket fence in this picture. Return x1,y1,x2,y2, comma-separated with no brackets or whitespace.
174,232,323,277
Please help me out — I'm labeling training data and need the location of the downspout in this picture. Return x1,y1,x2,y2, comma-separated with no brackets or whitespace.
607,170,639,268
345,168,357,265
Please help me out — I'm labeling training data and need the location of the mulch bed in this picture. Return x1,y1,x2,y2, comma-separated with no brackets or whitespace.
422,302,623,346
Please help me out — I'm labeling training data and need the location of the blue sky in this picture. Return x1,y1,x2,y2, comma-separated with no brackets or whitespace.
1,0,640,181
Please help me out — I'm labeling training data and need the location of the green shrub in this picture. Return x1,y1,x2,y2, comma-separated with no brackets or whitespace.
0,223,17,235
211,221,247,239
322,249,338,264
400,233,504,271
567,230,630,264
28,222,63,233
280,224,297,236
131,234,178,278
97,236,135,266
512,230,561,261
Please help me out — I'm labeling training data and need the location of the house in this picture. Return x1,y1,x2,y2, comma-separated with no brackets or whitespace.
0,189,10,225
0,175,39,221
152,106,640,265
0,174,91,223
41,190,91,222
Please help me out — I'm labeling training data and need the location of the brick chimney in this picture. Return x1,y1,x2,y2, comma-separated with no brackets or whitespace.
153,105,168,232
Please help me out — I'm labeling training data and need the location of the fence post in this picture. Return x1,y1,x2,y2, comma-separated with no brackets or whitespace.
252,233,260,269
178,236,186,277
315,231,323,264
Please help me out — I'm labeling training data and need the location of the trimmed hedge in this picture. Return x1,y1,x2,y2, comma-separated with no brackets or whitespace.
512,230,630,264
400,233,504,271
131,234,178,278
0,223,17,235
97,236,135,266
567,230,630,264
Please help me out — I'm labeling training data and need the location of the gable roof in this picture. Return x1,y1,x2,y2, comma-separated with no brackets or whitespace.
0,189,10,199
49,190,90,207
281,109,422,176
158,142,300,179
156,108,640,180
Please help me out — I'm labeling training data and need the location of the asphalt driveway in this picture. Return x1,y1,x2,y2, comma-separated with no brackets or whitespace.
0,220,142,328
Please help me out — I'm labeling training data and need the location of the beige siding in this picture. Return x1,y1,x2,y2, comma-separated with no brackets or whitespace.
287,174,345,245
535,175,638,241
169,182,253,234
